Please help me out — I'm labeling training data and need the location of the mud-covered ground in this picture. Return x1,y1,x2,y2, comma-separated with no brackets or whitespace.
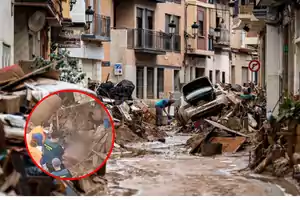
106,130,300,196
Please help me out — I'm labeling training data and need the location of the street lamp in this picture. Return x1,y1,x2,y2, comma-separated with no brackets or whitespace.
214,27,221,38
168,20,176,38
184,22,199,39
85,6,95,30
70,0,77,11
191,22,199,37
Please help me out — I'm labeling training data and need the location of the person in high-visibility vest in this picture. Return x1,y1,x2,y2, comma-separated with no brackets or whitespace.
40,130,64,172
28,134,44,165
51,158,72,178
27,125,46,145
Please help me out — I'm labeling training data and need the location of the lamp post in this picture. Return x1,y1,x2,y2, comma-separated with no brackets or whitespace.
85,6,95,30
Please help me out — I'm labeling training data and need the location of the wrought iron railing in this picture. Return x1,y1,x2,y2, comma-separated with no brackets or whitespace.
127,28,166,51
94,15,111,38
127,28,180,52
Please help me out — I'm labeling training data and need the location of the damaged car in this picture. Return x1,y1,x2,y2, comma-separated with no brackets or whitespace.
175,76,228,126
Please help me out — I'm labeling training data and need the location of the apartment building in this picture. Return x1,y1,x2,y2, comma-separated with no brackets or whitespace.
65,0,111,83
110,0,184,99
234,0,299,114
184,0,232,85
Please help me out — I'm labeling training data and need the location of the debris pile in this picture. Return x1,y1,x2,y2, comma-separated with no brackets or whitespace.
183,81,265,157
0,63,111,196
249,96,300,181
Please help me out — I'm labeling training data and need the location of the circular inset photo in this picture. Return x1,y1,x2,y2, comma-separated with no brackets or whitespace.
24,89,115,180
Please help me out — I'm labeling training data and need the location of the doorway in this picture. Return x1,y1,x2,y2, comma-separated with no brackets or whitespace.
195,68,205,78
215,70,220,83
147,67,154,99
231,65,235,84
136,67,144,99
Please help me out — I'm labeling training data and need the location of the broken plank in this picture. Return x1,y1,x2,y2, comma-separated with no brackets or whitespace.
204,119,249,137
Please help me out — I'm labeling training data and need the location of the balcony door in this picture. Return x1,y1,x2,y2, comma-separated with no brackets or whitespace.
136,7,154,49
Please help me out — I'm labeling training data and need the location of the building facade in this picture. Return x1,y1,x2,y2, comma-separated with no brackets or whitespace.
234,0,300,114
66,0,111,84
110,0,184,99
184,0,231,85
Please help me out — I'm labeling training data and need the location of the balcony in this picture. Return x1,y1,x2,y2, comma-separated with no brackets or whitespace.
127,29,169,55
14,0,63,25
213,28,230,48
81,15,111,42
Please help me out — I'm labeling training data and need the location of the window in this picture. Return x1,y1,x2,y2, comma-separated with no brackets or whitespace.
208,0,214,3
242,67,248,85
145,9,154,30
3,44,11,66
136,67,144,99
208,36,213,51
196,68,205,78
165,14,172,51
147,68,154,99
2,44,11,68
174,69,180,91
215,70,220,83
136,8,154,48
231,65,235,84
157,68,164,98
136,8,143,29
198,10,204,36
222,72,225,83
165,14,181,51
209,70,213,82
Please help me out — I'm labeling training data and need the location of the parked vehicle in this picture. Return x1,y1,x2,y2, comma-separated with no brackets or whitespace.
175,76,228,126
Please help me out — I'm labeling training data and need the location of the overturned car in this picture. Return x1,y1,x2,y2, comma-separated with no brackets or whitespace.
175,76,228,126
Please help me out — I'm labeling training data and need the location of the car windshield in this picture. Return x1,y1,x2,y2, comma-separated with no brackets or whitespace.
185,86,212,100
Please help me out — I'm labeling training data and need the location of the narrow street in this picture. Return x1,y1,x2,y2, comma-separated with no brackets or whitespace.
106,131,300,196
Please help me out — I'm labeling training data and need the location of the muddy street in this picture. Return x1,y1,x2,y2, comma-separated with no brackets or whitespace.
106,131,300,196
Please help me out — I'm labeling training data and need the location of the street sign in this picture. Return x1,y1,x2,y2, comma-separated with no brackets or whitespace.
114,63,123,76
248,60,260,72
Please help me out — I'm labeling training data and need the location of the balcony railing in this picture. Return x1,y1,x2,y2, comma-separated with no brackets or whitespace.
214,28,230,47
94,15,111,39
164,34,181,52
127,29,170,54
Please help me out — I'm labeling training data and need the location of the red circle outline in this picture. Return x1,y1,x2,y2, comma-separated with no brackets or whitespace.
248,60,260,72
24,89,116,181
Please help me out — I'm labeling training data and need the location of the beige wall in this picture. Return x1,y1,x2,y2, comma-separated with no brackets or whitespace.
156,2,184,93
231,52,252,85
101,0,114,81
231,30,243,49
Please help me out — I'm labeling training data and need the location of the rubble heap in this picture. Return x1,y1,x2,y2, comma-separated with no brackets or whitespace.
185,83,265,156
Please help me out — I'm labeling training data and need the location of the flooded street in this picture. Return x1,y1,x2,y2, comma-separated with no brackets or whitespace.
106,132,300,196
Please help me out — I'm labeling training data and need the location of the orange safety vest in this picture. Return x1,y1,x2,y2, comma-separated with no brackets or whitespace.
26,126,46,164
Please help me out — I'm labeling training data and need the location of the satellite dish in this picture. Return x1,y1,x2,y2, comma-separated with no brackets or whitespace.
28,11,46,32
